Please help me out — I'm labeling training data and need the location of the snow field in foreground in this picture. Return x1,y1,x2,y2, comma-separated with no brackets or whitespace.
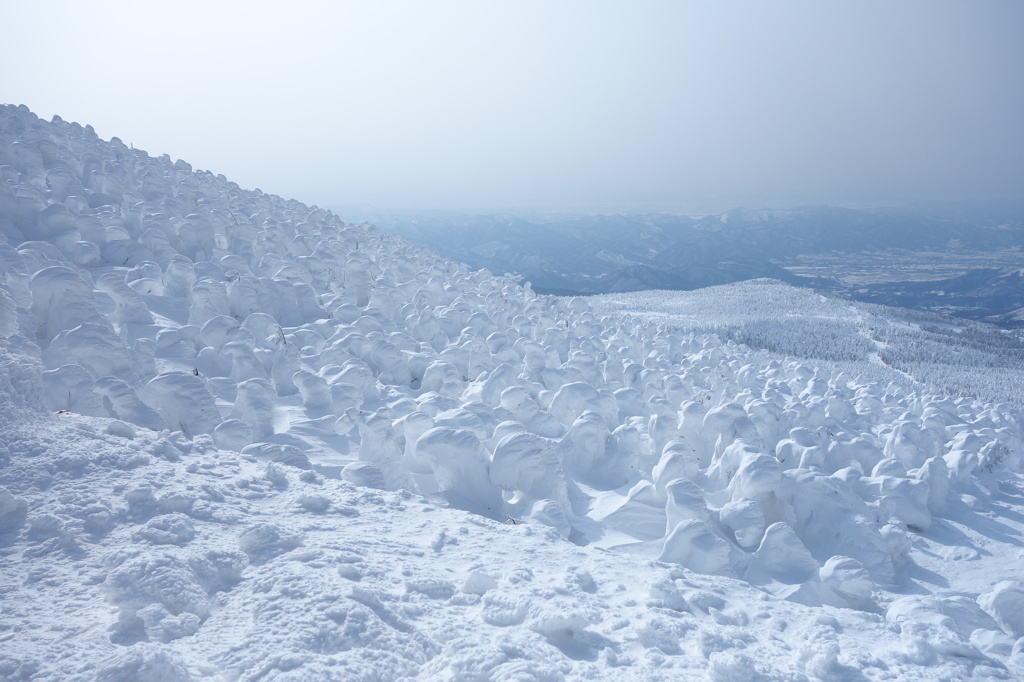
0,402,1018,680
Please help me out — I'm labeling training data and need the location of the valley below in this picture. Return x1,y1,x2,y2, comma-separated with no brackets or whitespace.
364,206,1024,328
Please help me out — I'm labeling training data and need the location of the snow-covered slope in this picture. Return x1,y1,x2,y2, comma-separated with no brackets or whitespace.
2,103,1024,680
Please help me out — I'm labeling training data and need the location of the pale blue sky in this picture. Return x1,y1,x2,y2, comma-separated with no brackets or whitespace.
3,1,1022,211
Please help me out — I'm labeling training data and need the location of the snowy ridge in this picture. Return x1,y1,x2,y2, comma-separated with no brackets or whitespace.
2,103,1024,679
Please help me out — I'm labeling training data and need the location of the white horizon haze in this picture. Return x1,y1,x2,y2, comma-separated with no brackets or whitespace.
3,1,1023,212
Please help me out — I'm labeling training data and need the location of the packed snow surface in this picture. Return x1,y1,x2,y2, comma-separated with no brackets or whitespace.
1,103,1024,680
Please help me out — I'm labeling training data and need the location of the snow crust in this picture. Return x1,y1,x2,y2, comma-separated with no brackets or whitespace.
1,103,1024,679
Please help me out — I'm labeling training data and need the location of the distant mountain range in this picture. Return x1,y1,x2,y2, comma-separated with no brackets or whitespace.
363,204,1024,327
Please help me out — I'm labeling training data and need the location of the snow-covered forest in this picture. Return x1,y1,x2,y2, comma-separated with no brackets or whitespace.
2,103,1024,680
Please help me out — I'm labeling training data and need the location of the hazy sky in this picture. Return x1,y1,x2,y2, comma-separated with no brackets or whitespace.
3,1,1023,211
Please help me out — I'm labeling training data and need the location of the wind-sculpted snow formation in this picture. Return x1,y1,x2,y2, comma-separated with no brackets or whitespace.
2,103,1024,679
